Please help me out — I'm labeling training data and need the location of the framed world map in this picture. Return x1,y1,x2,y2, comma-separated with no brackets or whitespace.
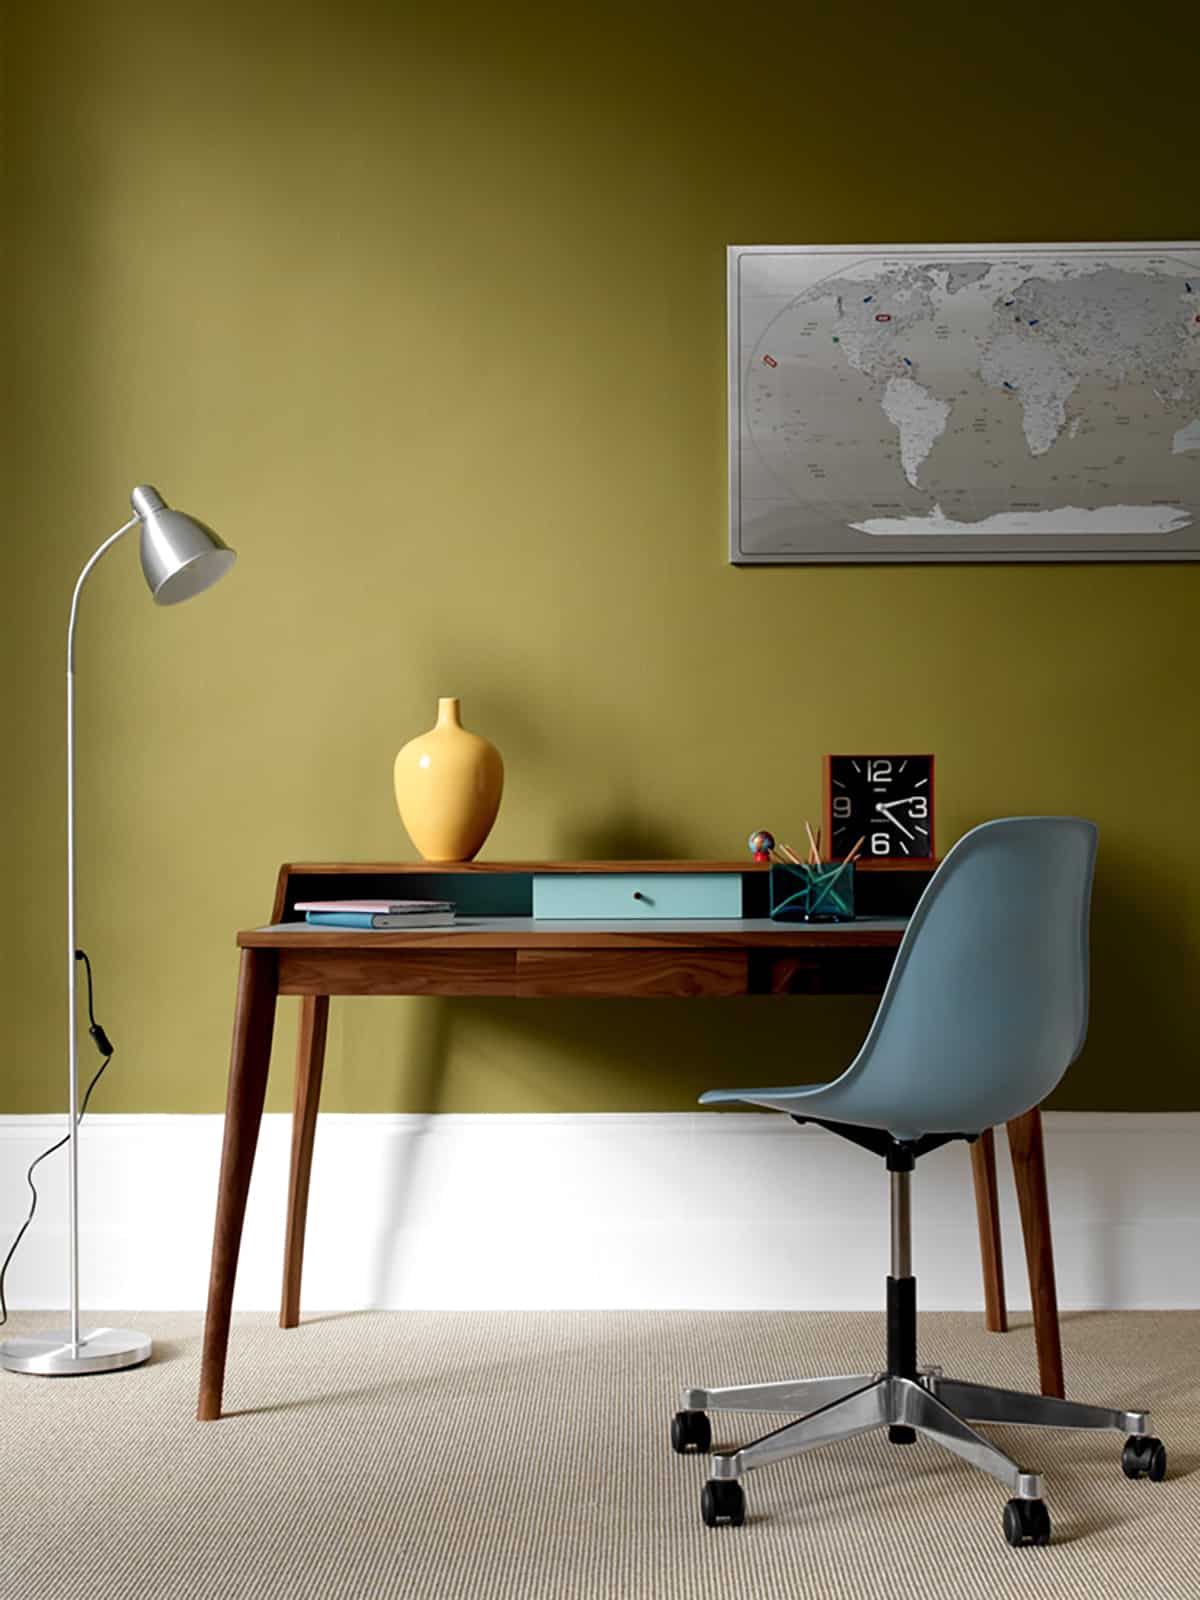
729,242,1200,563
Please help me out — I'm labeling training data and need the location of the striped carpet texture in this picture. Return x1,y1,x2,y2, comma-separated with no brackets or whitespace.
3,1309,1196,1599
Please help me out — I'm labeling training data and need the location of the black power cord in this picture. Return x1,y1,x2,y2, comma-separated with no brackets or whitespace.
0,949,114,1327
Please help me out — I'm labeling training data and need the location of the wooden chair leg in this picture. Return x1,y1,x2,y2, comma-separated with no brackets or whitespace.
280,994,330,1330
970,1128,1008,1333
197,949,279,1421
1007,1105,1066,1399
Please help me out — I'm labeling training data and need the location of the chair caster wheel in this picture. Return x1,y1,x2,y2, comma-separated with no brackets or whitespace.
671,1410,712,1454
701,1478,745,1527
1003,1498,1051,1547
888,1425,916,1445
1122,1435,1167,1481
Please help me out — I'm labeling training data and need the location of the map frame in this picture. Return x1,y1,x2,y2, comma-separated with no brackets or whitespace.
728,241,1200,565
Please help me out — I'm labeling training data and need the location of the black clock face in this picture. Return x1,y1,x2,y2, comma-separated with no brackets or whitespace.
826,755,934,860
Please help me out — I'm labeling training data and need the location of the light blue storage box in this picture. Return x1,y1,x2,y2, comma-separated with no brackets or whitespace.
532,872,742,919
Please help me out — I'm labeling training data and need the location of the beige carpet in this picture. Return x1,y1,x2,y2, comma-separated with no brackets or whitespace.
2,1309,1197,1599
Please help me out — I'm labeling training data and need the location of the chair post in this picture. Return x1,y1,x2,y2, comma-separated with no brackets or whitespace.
886,1147,917,1384
890,1168,912,1278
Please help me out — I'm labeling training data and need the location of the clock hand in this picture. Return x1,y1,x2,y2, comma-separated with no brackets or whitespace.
875,802,915,840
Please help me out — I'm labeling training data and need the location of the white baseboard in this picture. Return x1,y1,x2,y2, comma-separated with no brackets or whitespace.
1,1112,1196,1313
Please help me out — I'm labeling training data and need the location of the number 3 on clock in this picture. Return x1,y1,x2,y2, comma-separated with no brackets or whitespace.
823,755,936,861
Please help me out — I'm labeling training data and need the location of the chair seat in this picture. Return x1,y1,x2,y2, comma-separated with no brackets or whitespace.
699,1079,865,1124
698,1083,825,1107
698,1078,953,1140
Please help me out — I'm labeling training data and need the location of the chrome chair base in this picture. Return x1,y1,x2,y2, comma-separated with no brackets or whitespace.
676,1367,1154,1538
674,1165,1166,1546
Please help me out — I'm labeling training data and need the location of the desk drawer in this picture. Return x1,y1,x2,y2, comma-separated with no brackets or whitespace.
532,872,741,920
517,949,746,996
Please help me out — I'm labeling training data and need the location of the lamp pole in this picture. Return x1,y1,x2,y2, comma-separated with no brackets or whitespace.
1,486,235,1377
65,516,139,1354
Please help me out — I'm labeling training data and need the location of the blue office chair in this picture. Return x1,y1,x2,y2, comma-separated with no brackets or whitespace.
671,817,1166,1548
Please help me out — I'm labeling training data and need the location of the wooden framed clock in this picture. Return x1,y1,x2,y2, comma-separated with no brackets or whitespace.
824,755,935,860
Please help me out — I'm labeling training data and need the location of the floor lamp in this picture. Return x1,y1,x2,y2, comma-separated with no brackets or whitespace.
0,484,236,1377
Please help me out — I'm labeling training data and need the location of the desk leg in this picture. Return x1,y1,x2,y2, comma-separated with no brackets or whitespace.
1007,1106,1065,1400
970,1129,1008,1333
280,994,329,1329
197,948,278,1422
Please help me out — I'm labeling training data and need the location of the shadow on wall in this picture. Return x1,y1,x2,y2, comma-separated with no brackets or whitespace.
368,998,453,1306
359,823,1174,1298
557,809,683,862
1053,863,1191,1113
363,800,880,1298
365,989,877,1304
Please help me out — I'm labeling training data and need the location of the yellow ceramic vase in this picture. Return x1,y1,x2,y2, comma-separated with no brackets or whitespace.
393,698,504,862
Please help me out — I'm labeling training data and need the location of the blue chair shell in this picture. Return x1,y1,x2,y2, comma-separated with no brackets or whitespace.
700,817,1098,1141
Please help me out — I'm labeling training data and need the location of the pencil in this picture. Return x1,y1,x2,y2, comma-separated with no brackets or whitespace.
804,820,820,864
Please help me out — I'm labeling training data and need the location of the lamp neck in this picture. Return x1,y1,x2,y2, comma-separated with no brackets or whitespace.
130,485,166,520
67,515,140,673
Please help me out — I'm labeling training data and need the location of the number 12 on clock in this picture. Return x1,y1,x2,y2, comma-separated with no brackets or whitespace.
823,755,935,861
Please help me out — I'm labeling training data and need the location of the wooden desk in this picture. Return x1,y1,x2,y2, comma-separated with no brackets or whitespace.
197,862,1061,1420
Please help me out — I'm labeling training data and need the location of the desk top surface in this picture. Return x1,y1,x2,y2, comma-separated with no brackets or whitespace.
240,916,909,950
273,860,935,874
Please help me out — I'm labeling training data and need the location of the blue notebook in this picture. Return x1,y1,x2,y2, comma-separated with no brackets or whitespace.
304,910,456,930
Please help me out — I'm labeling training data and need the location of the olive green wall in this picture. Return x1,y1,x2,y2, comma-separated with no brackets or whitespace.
3,0,1196,1115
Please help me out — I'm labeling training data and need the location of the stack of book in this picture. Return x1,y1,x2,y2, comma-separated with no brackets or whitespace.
294,899,456,930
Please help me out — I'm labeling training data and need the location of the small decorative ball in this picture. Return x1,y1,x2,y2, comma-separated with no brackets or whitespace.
747,829,775,862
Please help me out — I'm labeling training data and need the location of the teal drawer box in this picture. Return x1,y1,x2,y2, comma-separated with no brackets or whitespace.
532,873,742,920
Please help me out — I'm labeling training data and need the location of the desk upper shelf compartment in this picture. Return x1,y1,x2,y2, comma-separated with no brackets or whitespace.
272,860,937,924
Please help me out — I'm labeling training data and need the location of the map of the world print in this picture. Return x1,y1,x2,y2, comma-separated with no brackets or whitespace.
729,243,1200,563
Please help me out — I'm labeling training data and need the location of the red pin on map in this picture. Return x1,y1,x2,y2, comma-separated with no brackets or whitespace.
763,354,778,367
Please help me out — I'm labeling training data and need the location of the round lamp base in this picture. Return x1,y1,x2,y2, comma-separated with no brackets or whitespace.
1,1327,152,1376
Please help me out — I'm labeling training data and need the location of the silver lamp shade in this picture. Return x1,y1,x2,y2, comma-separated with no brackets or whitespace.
132,484,236,605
